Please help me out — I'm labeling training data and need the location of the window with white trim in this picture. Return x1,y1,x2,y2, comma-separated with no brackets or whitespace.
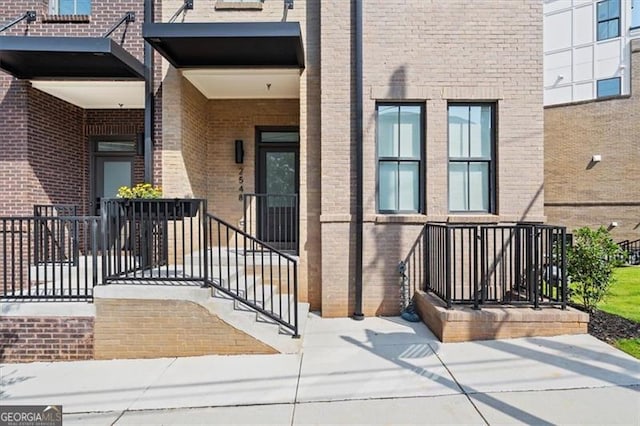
50,0,91,15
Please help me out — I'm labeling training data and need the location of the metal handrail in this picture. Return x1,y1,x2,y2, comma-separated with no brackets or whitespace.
206,212,299,337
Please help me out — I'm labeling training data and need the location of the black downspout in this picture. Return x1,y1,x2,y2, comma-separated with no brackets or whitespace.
353,0,364,321
143,0,154,183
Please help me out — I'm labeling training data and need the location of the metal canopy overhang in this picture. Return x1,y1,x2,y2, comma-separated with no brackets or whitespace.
0,36,145,80
143,22,305,69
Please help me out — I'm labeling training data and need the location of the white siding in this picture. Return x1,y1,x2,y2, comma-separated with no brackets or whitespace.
544,0,634,105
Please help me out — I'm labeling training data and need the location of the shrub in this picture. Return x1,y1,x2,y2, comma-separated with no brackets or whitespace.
117,183,162,199
567,226,623,312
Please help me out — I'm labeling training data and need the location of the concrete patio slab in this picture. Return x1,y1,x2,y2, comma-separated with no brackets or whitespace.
302,315,437,349
430,334,640,393
0,357,175,413
128,354,301,410
470,386,640,425
296,342,460,402
116,404,294,425
292,395,484,425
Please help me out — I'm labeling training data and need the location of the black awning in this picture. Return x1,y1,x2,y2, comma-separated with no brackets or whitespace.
143,22,305,69
0,36,144,80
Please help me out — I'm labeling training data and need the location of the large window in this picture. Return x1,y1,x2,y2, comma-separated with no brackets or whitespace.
448,104,495,213
377,104,423,213
597,0,620,41
50,0,91,15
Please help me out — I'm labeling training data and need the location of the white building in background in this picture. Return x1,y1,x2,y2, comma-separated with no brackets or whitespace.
544,0,640,105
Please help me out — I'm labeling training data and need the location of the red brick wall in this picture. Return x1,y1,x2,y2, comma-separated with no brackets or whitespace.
0,316,94,362
0,0,150,217
0,0,144,60
0,88,145,217
28,87,87,215
0,79,31,215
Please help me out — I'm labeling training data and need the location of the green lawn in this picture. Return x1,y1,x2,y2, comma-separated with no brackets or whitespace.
599,267,640,322
598,267,640,359
614,339,640,358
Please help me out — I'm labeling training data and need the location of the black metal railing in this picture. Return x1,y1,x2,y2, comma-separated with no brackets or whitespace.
33,204,79,266
100,199,206,283
402,223,568,310
99,199,299,335
207,212,299,337
618,239,640,265
243,193,298,254
1,215,100,300
2,199,301,336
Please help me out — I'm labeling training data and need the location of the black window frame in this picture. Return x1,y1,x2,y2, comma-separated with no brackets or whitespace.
596,0,621,41
447,102,496,214
596,77,621,98
375,102,425,214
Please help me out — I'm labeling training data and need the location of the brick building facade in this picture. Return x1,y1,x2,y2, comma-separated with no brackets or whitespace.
1,0,560,359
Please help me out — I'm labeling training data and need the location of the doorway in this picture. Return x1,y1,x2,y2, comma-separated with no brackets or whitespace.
91,137,137,216
255,128,299,252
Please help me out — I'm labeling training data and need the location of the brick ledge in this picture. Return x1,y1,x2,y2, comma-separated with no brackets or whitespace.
414,290,589,343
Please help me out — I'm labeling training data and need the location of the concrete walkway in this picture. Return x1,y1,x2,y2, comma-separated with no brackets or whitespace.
1,314,639,425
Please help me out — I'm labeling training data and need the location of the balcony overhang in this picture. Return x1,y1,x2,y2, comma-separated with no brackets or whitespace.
0,36,145,80
143,22,305,69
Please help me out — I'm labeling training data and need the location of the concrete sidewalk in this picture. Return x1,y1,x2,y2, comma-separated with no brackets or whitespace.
1,314,639,425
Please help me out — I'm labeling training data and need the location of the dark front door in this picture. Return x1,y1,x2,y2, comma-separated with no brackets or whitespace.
91,137,137,216
94,157,134,216
256,129,299,252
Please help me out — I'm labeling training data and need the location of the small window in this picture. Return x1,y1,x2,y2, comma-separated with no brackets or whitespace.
215,0,264,9
96,141,136,152
260,132,299,143
597,77,621,97
597,0,620,41
376,104,424,213
448,104,495,213
50,0,91,15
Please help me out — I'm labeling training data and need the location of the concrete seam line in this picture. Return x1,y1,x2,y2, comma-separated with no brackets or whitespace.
291,352,305,425
124,357,178,413
428,343,490,426
110,410,126,425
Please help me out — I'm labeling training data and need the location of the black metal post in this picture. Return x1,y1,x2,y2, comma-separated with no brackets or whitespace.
100,200,108,285
423,225,429,292
144,0,154,183
475,227,482,310
352,0,364,321
445,226,452,309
